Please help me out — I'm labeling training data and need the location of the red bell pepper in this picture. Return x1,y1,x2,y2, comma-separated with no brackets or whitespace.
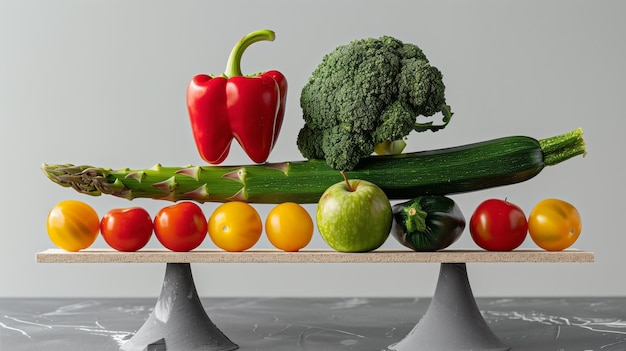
187,29,288,164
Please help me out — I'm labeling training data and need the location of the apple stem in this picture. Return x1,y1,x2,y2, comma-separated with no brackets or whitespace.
340,170,355,192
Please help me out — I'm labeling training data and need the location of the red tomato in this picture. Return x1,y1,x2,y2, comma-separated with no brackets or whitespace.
100,207,153,252
154,202,207,252
469,199,528,251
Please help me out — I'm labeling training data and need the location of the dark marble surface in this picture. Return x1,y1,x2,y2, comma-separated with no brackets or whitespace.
1,297,626,350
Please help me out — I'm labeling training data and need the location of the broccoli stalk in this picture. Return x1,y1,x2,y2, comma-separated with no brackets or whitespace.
297,36,452,170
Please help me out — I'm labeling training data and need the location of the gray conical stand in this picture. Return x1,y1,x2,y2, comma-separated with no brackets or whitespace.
120,263,238,351
389,263,510,351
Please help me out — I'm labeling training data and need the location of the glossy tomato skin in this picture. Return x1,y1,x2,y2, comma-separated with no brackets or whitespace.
469,199,528,251
46,200,100,252
528,198,582,251
265,202,314,252
208,202,262,252
100,207,153,252
154,202,207,252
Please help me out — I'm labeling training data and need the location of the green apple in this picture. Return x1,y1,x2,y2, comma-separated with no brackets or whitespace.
316,178,392,252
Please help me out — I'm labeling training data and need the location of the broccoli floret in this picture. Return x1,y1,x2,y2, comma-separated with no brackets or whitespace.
297,124,375,171
321,125,374,171
398,59,446,117
297,35,452,170
373,100,416,144
296,125,324,160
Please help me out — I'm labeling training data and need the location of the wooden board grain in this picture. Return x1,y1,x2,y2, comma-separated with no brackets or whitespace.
36,248,595,264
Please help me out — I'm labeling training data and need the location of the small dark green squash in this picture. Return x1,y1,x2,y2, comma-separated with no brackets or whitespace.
391,196,465,251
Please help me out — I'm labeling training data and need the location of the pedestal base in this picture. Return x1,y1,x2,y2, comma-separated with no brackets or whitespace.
120,263,238,351
389,263,510,351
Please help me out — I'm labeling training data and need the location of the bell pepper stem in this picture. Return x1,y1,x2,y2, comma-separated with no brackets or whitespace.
224,29,275,78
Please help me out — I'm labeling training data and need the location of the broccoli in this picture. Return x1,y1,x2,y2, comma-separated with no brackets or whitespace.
297,35,453,170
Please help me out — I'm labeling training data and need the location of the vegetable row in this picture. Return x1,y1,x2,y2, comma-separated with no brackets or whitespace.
46,192,581,253
46,200,313,253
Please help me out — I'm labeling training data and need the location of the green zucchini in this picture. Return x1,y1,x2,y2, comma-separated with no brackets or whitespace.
42,129,585,204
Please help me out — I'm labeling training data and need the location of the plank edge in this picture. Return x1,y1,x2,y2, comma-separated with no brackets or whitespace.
36,248,595,264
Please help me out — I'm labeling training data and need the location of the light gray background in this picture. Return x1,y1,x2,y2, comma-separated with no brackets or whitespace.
1,0,624,298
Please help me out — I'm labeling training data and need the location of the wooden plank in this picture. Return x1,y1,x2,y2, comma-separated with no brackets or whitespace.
36,248,595,264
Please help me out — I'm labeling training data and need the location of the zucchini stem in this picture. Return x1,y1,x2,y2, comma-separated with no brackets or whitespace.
539,128,586,166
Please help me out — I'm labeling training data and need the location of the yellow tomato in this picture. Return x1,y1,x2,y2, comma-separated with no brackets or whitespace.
46,200,100,252
265,202,313,252
528,198,582,251
208,202,262,252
